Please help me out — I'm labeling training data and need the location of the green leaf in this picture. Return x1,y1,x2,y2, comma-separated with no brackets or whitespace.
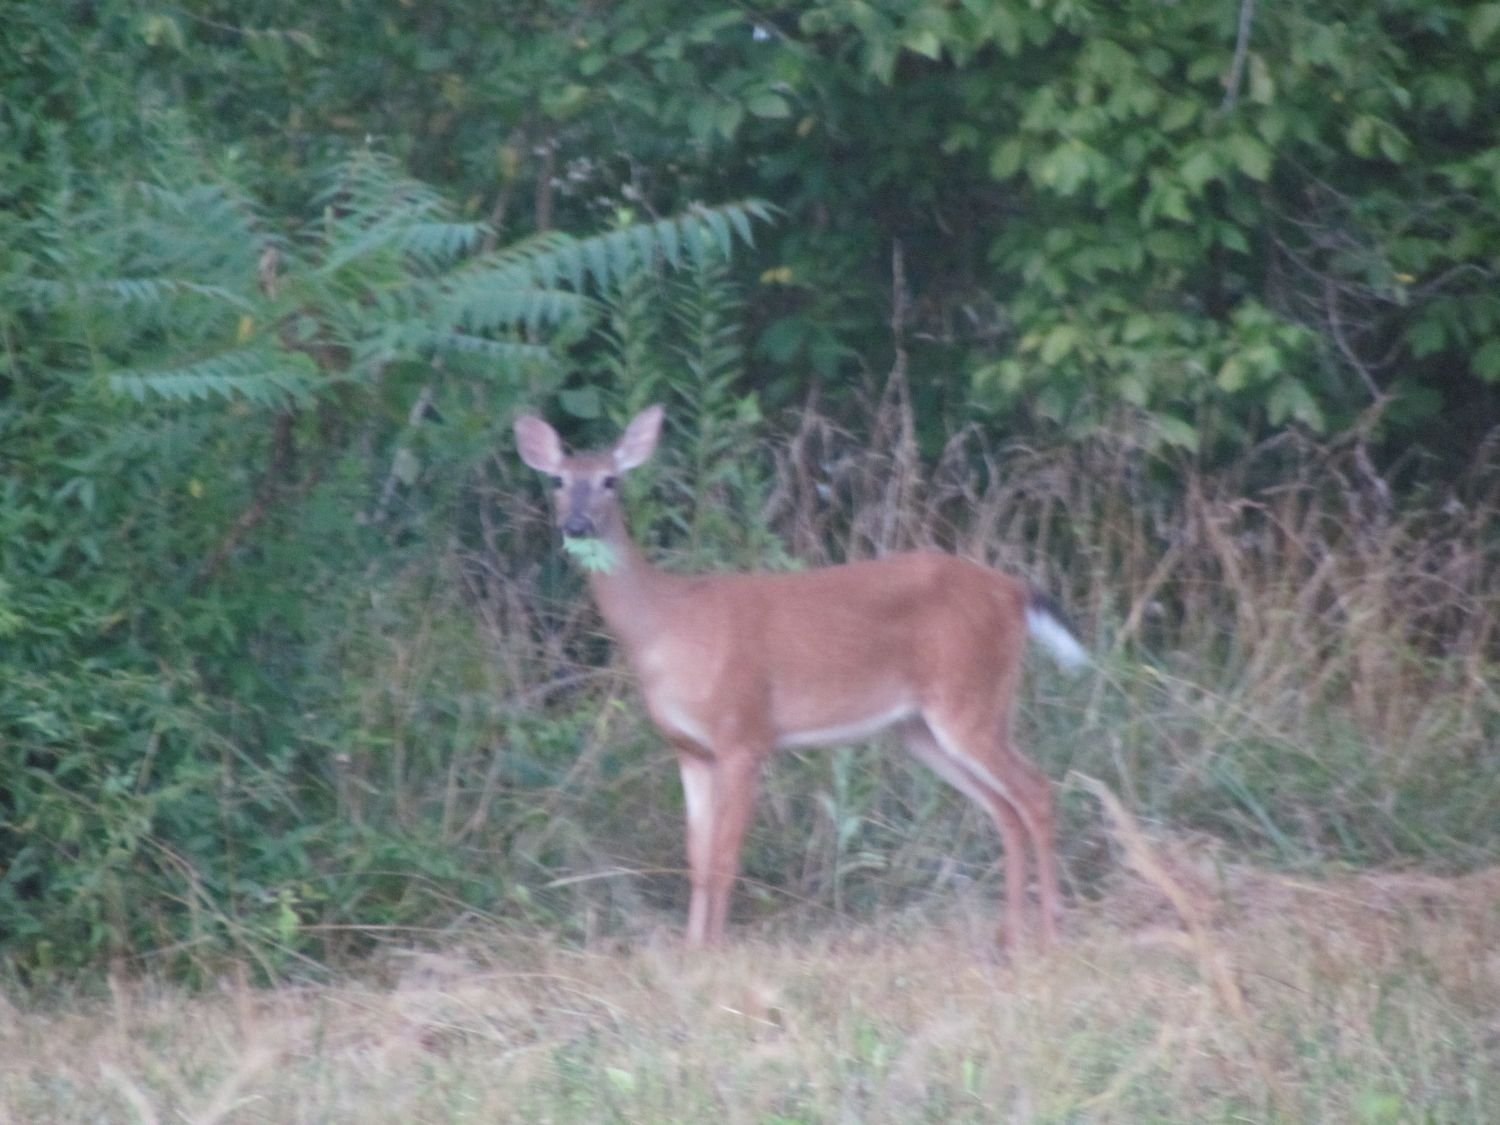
1267,378,1326,430
1032,144,1092,195
1178,147,1220,193
1376,121,1410,164
1040,323,1080,364
542,83,590,120
563,537,618,573
1346,115,1378,158
688,10,745,42
1116,371,1149,406
1216,224,1249,254
1160,98,1198,132
1472,339,1500,381
1406,318,1446,359
865,41,897,85
137,13,186,50
1468,4,1500,48
1144,229,1194,263
759,317,805,363
716,101,745,138
612,28,648,55
1153,414,1199,451
1248,53,1275,104
1121,314,1157,344
978,5,1022,55
687,100,716,141
747,92,791,119
1227,134,1272,181
1217,356,1248,393
903,29,943,60
1417,73,1474,124
989,138,1025,180
560,386,602,419
1142,179,1190,225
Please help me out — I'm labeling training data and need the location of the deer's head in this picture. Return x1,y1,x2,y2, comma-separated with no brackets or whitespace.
514,404,663,540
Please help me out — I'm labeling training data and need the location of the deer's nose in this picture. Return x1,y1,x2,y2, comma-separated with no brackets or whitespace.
562,513,595,538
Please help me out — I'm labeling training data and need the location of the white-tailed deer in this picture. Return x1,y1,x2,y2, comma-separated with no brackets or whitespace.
515,405,1087,950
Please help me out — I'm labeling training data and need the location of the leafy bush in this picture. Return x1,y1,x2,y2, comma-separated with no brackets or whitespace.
0,139,766,978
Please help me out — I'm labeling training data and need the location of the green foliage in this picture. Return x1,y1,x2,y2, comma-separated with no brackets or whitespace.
595,257,782,570
0,109,768,975
462,0,1499,450
14,0,1496,452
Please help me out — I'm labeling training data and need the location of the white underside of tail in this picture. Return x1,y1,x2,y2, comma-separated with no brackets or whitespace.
1026,607,1089,673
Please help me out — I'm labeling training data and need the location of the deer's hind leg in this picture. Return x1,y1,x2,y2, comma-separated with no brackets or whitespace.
905,683,1060,949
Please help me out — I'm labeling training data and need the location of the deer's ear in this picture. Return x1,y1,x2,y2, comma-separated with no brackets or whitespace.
514,415,565,473
613,404,664,472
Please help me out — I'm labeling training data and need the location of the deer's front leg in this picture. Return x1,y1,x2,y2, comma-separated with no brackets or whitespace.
675,740,766,946
675,747,716,946
701,747,765,945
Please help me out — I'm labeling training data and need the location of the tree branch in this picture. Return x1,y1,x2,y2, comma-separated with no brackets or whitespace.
1220,0,1258,113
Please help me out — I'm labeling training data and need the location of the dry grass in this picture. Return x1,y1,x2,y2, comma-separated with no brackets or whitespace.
5,858,1496,1124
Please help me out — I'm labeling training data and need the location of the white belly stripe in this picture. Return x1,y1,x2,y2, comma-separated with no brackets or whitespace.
774,703,916,750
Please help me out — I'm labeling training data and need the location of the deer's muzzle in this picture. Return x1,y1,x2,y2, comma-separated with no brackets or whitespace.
562,513,595,538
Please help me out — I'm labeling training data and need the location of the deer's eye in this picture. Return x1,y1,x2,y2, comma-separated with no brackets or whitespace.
601,475,618,490
548,475,564,489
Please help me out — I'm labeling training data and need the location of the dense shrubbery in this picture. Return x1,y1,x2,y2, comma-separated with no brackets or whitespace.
0,146,767,975
2,0,1497,978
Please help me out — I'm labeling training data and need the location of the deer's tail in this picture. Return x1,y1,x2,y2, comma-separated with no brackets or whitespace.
1025,589,1089,673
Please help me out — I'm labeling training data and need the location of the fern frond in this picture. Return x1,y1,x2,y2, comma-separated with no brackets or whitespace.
129,181,265,283
317,205,486,275
654,219,683,270
134,181,262,238
692,207,732,264
498,201,772,295
439,275,591,333
108,347,317,405
357,316,556,367
423,332,556,366
421,201,769,343
399,219,487,264
317,210,422,274
309,152,492,271
21,277,255,311
670,258,745,383
478,230,577,289
311,150,440,215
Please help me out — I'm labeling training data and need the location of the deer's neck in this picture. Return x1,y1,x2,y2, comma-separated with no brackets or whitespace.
583,513,680,659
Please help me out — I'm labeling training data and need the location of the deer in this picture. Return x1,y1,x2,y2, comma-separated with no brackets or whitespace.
514,404,1088,951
